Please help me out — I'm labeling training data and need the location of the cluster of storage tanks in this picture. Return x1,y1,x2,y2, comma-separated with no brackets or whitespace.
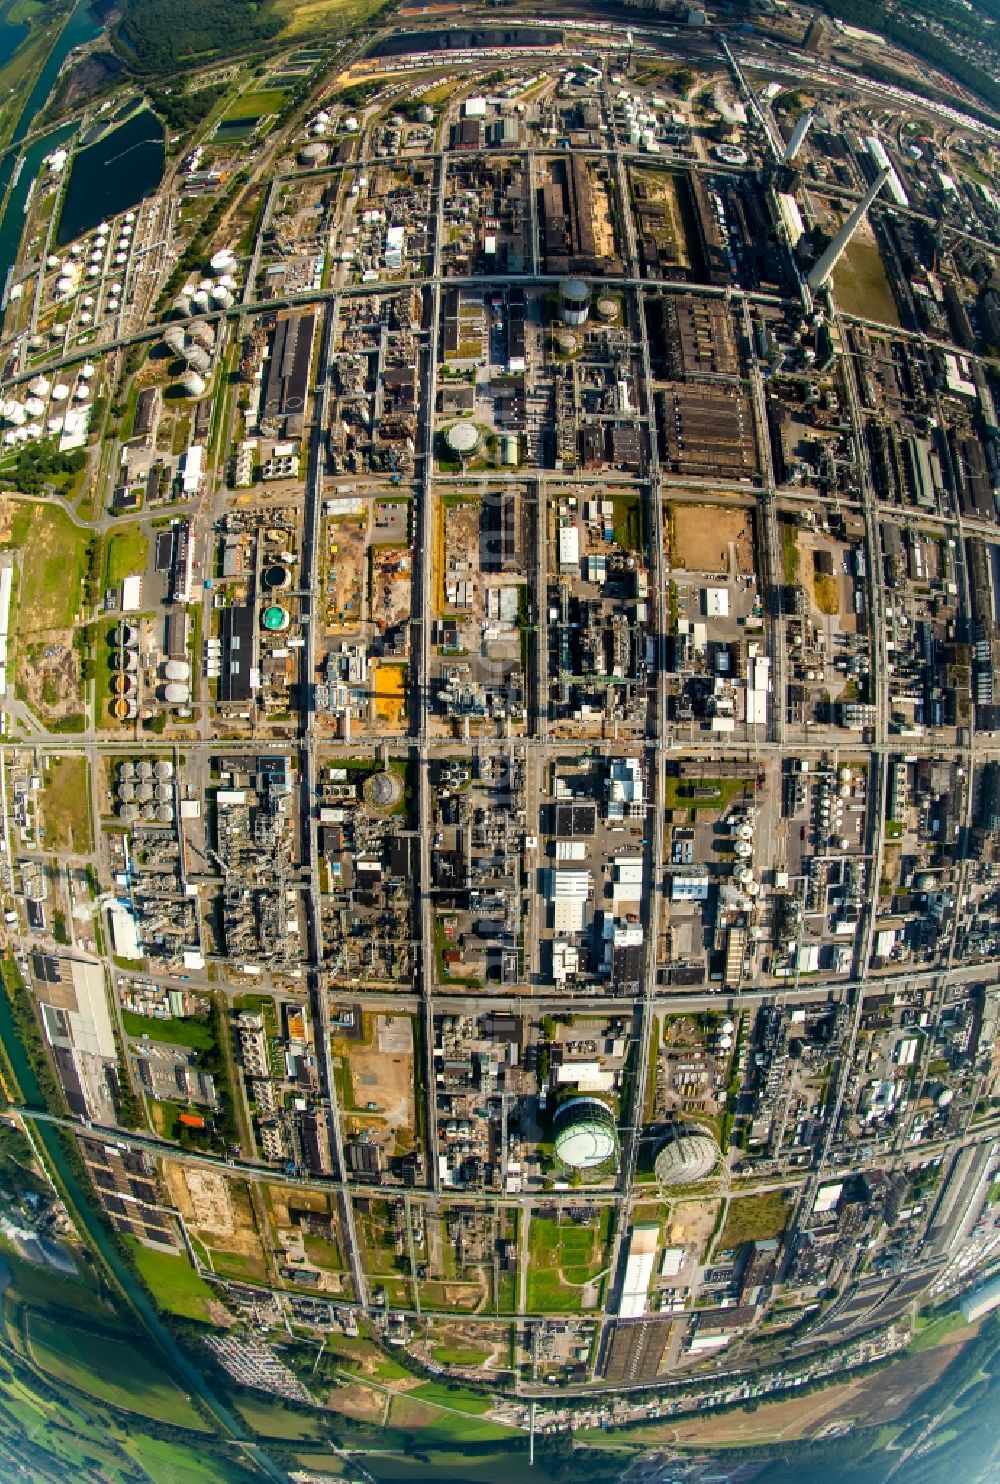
163,319,217,398
161,657,192,708
116,757,175,825
109,622,140,723
1,362,95,447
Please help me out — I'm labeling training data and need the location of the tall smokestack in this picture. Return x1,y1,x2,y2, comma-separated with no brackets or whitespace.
807,168,891,292
784,110,814,163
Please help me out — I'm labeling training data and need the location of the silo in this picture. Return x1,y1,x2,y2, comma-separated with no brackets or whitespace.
180,372,206,398
157,803,175,825
154,759,174,781
559,276,590,326
136,759,154,780
119,802,140,823
164,325,187,356
136,782,154,803
183,345,211,374
155,782,172,802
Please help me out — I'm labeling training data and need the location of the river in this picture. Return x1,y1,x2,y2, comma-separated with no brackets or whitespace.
0,0,103,288
0,975,287,1479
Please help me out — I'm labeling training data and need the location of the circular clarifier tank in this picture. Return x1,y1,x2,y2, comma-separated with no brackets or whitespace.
261,604,290,632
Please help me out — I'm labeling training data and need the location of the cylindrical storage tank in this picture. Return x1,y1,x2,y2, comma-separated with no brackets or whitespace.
555,330,577,355
263,563,290,590
110,650,138,673
157,803,175,824
155,782,172,802
210,286,233,309
119,801,140,822
112,673,136,697
344,116,359,132
180,372,206,398
595,296,618,321
210,248,235,275
73,384,89,401
24,397,45,418
114,252,127,266
653,1125,720,1186
299,142,329,167
114,622,137,647
444,421,480,458
56,275,74,296
136,782,154,803
261,604,289,633
154,759,174,780
163,682,191,704
118,781,135,802
51,383,71,402
552,1097,619,1171
141,802,158,822
191,289,210,312
187,321,215,350
136,759,154,780
117,760,135,781
164,325,187,356
164,659,191,682
174,293,192,317
28,376,50,397
559,276,590,326
183,345,211,373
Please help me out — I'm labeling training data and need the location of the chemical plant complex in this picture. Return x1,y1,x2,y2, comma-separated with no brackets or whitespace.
0,0,999,1453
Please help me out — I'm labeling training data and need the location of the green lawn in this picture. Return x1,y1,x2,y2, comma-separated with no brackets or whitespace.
663,776,753,812
121,1436,259,1484
40,756,93,853
104,524,149,587
909,1309,969,1353
411,1382,492,1414
235,1396,326,1439
122,1009,215,1051
432,1343,492,1366
126,1239,218,1322
26,1313,209,1430
224,88,287,120
4,502,90,633
526,1211,611,1313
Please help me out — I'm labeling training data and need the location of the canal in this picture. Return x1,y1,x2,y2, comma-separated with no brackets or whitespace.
0,973,287,1480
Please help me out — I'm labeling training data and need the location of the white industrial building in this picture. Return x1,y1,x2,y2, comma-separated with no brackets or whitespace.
618,1222,659,1318
606,757,644,821
546,868,591,933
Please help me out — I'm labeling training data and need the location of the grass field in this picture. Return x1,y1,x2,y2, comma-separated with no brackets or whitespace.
122,1009,215,1050
104,523,149,588
224,88,287,120
833,236,900,327
39,755,92,852
410,1381,492,1414
781,520,799,584
26,1313,209,1429
389,1393,515,1444
432,1342,493,1366
235,1395,326,1438
3,501,90,633
527,1210,611,1312
909,1309,969,1353
274,0,387,39
717,1191,789,1252
120,1436,259,1484
126,1238,218,1322
663,776,752,812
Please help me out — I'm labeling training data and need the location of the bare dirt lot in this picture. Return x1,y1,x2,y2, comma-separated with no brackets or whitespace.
322,515,367,631
671,504,754,575
342,1014,416,1152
